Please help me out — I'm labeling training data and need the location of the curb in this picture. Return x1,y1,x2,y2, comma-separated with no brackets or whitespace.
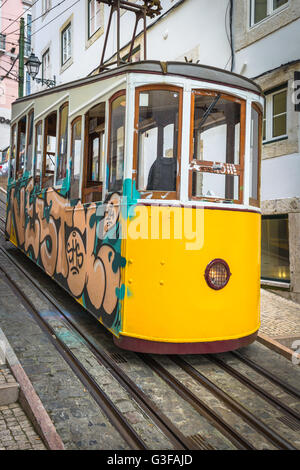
0,330,65,450
258,332,300,364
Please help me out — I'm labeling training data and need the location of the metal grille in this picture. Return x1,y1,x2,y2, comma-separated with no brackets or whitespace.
209,263,228,288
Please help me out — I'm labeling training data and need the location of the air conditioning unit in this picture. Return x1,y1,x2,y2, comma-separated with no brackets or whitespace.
0,34,6,54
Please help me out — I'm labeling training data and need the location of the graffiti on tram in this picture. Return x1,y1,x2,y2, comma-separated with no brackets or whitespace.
5,177,126,335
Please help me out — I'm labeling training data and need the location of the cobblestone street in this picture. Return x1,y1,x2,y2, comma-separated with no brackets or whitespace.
261,289,300,348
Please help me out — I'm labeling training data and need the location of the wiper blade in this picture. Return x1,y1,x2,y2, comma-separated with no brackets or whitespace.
198,94,221,129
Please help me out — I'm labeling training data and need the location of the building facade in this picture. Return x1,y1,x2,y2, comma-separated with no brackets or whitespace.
0,0,32,161
234,0,300,302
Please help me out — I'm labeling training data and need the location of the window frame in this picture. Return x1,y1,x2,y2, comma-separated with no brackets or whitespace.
87,0,102,39
189,89,246,204
263,84,288,143
249,102,262,208
61,22,72,66
106,89,127,196
34,119,43,187
42,111,57,189
133,84,183,201
250,0,289,27
55,101,69,187
25,109,34,175
16,115,27,180
70,116,83,201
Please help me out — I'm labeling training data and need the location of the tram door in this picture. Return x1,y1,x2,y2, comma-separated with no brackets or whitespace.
82,103,106,203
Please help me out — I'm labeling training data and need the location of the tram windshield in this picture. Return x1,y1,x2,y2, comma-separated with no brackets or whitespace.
136,88,179,193
191,92,243,201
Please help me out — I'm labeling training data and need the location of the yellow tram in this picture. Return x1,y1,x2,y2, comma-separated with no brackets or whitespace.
6,61,263,353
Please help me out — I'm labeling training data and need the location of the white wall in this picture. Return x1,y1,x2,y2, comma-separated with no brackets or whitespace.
31,0,231,91
261,153,300,200
235,17,300,78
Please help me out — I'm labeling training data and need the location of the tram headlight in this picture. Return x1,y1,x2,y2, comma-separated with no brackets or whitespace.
205,259,231,290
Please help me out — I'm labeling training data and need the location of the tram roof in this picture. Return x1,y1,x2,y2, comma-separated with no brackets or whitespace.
14,61,262,105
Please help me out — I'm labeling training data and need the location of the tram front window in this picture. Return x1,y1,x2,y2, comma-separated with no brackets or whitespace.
43,112,57,189
10,124,17,179
136,89,179,193
190,92,244,202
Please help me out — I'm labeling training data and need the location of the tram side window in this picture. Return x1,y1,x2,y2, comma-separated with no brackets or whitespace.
136,89,179,194
250,105,261,206
34,121,43,185
43,112,57,189
190,92,244,202
70,117,82,200
9,124,17,179
56,103,69,186
82,102,106,203
108,93,126,193
16,115,27,179
26,110,34,174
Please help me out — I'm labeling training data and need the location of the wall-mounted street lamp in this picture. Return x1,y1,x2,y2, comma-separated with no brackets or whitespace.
25,52,56,88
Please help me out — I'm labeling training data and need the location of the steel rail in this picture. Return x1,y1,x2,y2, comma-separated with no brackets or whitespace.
0,259,147,451
0,245,195,450
232,351,300,399
138,354,256,450
206,354,300,421
171,356,297,451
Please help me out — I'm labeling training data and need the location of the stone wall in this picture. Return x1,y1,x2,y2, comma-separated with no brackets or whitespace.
234,0,300,52
262,197,300,303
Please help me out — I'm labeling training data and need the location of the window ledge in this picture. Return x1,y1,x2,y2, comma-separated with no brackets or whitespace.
60,57,73,74
86,26,104,50
263,135,288,145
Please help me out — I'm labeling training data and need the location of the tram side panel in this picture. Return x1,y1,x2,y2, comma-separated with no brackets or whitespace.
5,177,125,337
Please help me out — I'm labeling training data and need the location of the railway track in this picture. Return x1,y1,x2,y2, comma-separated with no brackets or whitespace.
0,188,299,450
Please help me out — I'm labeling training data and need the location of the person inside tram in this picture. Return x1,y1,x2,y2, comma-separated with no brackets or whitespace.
146,148,176,191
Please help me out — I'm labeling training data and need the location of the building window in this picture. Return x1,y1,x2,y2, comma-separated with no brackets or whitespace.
263,85,287,142
61,23,71,66
251,0,288,26
0,33,6,51
26,72,31,96
42,49,50,80
25,14,32,57
42,0,51,15
261,215,290,282
88,0,102,38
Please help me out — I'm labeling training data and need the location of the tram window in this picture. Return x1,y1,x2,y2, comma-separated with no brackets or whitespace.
9,124,17,179
82,102,106,203
108,93,126,193
189,91,245,203
26,110,34,174
136,89,180,194
70,117,82,200
34,121,43,185
192,94,241,164
250,105,261,206
43,112,57,189
56,103,69,185
192,172,239,201
16,115,27,179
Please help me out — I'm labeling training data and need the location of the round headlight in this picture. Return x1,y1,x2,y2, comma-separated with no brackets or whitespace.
205,259,231,290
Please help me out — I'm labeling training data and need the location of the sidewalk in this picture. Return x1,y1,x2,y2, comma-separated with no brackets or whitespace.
260,288,300,349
